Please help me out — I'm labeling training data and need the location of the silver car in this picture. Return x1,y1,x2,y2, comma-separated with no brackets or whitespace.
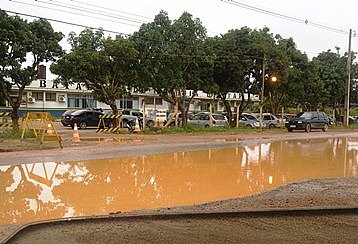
188,112,228,128
253,113,280,128
239,113,266,128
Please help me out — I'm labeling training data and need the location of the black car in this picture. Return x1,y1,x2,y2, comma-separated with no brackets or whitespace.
285,111,329,132
61,110,76,126
68,110,104,129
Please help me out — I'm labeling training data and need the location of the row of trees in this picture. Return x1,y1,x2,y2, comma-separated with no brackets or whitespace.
1,10,357,129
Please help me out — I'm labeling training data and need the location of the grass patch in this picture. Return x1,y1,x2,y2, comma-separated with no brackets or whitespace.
0,129,36,141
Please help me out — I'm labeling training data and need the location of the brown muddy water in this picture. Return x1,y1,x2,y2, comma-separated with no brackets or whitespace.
1,137,357,225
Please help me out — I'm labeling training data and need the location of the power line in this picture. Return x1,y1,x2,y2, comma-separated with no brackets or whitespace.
36,0,146,24
1,9,316,67
69,0,152,21
3,9,125,35
221,0,349,35
11,0,142,28
7,0,321,58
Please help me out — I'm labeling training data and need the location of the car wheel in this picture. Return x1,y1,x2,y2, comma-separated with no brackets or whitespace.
322,123,328,132
205,124,210,128
305,123,311,132
79,121,87,129
288,128,293,132
108,121,114,128
269,124,276,129
246,124,253,128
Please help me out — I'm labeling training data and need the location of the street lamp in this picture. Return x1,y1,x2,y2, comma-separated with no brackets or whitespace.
259,56,266,130
259,69,277,130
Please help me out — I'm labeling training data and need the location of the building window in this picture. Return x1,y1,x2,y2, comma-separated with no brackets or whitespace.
68,98,80,108
45,92,56,101
119,100,133,109
67,94,96,108
144,97,162,105
156,98,163,105
202,102,211,111
32,92,43,101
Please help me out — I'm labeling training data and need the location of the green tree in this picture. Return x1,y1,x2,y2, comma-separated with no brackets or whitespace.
208,27,293,124
265,36,309,114
51,28,138,115
131,11,212,126
207,27,258,125
312,49,347,113
0,11,63,129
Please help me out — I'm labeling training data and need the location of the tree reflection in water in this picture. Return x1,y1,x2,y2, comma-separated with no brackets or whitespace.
0,137,357,225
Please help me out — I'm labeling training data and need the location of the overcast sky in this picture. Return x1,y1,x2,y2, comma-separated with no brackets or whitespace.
1,0,357,71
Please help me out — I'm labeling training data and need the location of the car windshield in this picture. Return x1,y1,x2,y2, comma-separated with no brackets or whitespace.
72,110,84,116
244,114,257,120
296,112,313,119
62,110,74,115
212,114,225,120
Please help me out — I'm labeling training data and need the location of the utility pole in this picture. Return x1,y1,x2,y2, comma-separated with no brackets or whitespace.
344,29,352,127
259,54,266,130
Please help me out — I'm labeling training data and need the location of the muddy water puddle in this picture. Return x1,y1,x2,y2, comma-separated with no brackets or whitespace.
1,137,357,225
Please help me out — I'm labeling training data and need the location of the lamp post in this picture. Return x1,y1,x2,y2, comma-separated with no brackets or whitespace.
259,55,277,130
259,56,266,130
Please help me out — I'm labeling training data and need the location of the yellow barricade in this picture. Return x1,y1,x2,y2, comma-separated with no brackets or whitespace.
21,112,63,148
96,114,122,133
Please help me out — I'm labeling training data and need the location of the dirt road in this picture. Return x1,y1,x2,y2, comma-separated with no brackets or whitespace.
1,126,358,243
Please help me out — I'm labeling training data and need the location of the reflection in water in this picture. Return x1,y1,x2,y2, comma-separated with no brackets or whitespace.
0,137,357,224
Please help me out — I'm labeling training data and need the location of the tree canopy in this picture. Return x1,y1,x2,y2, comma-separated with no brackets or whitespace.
0,10,63,129
51,29,139,114
131,11,213,125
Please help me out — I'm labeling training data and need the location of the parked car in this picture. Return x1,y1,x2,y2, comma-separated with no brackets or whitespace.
285,111,329,132
187,112,228,128
121,109,143,118
339,115,357,124
164,113,183,127
61,110,76,126
274,114,295,125
67,109,104,129
164,112,194,127
145,110,167,127
252,113,281,128
231,113,266,128
120,109,142,127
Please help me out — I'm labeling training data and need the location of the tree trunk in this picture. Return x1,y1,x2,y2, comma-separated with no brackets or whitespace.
223,100,233,127
110,101,118,115
11,107,19,131
109,100,118,127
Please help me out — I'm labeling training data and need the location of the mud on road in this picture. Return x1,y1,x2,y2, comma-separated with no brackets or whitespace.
1,127,358,243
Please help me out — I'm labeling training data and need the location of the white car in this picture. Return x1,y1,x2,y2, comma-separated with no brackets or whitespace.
252,113,280,128
188,112,228,128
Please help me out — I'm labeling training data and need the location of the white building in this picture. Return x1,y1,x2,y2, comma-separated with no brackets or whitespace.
0,79,259,117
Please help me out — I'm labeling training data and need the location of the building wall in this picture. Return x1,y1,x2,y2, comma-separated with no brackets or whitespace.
0,79,259,116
